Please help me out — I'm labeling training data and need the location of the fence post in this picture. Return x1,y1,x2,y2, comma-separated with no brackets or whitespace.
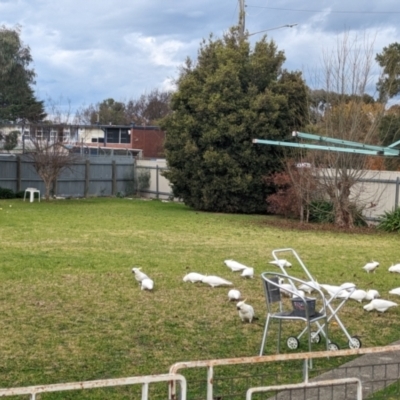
16,156,21,192
112,160,117,196
395,177,400,210
156,165,159,199
85,159,90,198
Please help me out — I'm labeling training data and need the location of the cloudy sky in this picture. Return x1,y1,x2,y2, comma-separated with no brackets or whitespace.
1,0,400,116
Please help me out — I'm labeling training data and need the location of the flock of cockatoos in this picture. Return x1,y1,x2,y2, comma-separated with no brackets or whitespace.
132,259,256,322
274,259,399,313
131,258,399,323
180,259,257,322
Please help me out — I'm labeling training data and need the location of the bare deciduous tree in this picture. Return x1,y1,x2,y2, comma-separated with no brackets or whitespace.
25,138,80,200
291,32,386,228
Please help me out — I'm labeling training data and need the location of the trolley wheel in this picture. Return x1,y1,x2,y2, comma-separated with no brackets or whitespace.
349,337,362,349
311,331,321,344
328,342,340,351
287,336,299,350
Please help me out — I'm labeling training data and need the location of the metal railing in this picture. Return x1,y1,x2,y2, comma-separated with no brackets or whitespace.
0,373,187,400
169,344,400,400
246,377,363,400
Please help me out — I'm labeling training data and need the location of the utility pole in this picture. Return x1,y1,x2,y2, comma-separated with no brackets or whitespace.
238,0,245,39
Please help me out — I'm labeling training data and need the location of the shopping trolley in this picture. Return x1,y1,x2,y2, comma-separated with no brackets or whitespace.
269,248,362,351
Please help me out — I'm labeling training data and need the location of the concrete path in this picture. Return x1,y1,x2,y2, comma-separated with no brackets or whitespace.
270,341,400,399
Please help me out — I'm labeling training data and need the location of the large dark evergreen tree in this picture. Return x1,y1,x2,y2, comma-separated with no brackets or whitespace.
161,28,308,213
0,26,46,123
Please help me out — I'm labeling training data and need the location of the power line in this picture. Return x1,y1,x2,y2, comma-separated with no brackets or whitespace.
246,5,400,15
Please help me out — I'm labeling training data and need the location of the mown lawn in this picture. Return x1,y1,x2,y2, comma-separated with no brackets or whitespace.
0,197,399,399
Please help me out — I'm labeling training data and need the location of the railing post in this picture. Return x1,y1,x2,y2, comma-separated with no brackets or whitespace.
85,159,90,198
141,382,149,400
207,366,213,400
156,165,159,199
112,160,117,196
16,156,21,192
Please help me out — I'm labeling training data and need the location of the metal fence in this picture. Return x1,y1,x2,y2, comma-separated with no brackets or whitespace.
2,155,400,215
0,155,172,199
169,344,400,400
0,345,399,399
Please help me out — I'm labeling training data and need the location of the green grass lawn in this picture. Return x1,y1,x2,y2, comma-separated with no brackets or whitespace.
1,197,400,399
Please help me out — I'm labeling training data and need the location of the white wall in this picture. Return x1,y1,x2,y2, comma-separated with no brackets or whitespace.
136,159,172,199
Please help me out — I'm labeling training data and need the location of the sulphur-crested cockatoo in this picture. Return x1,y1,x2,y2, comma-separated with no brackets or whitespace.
241,267,254,278
298,280,319,294
389,287,400,296
348,289,367,303
141,278,154,291
228,289,241,301
132,267,149,282
224,259,248,272
388,264,400,273
236,300,255,323
183,272,205,283
363,299,397,313
278,283,293,297
292,289,305,298
320,284,347,298
362,261,379,273
340,282,356,291
269,259,292,268
365,289,380,301
202,275,233,287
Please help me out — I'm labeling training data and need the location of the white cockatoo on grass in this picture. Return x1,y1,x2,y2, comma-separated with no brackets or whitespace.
202,275,233,288
389,287,400,296
363,299,397,313
236,300,255,323
365,289,380,301
269,259,292,268
183,272,205,283
388,264,400,273
228,289,241,301
241,267,254,278
224,259,248,272
141,278,154,291
132,267,150,282
348,289,367,303
320,284,348,298
298,280,319,294
278,283,293,297
362,261,379,273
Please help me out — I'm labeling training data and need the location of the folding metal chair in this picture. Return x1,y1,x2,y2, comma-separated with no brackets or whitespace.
259,272,329,356
269,248,362,350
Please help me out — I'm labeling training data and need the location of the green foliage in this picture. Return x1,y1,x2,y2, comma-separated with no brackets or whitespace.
308,200,334,223
136,168,151,192
161,27,309,213
378,112,400,170
308,201,367,227
0,26,46,122
377,208,400,232
3,130,19,151
75,90,172,126
0,187,15,199
376,42,400,102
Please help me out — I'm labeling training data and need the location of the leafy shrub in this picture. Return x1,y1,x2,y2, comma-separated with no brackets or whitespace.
308,201,334,223
0,187,16,199
265,171,300,218
308,200,367,227
377,208,400,232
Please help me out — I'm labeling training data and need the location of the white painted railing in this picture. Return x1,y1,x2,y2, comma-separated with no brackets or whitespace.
0,373,186,400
